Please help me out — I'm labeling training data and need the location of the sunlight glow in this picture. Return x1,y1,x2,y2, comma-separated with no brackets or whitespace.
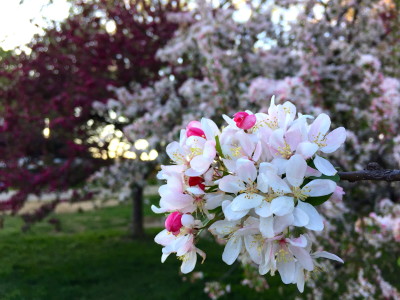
134,139,149,150
0,0,71,51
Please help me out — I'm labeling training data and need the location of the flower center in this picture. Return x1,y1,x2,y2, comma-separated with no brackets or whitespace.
276,142,292,159
291,186,309,201
230,144,243,158
177,254,189,262
190,147,203,158
276,247,294,263
243,182,258,194
171,151,187,164
313,132,327,148
264,189,279,202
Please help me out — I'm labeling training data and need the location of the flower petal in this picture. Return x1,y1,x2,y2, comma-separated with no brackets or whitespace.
219,175,245,194
271,158,288,175
201,118,220,141
151,205,168,214
273,213,294,234
295,264,305,293
253,141,263,162
221,200,249,221
161,253,171,263
287,235,307,248
289,245,314,271
268,173,291,194
302,179,336,197
236,158,257,183
186,187,205,195
286,154,307,187
308,113,331,141
296,141,318,159
285,123,304,151
314,155,337,176
321,127,346,153
270,128,285,154
190,155,211,174
236,131,255,158
244,235,262,264
255,200,272,218
259,162,278,176
222,236,242,265
277,259,296,284
204,193,227,210
181,214,195,227
260,216,275,238
312,251,344,263
154,229,175,246
257,173,269,193
166,141,187,164
230,193,263,211
293,207,309,227
222,114,239,129
270,196,294,216
181,250,197,274
203,140,216,159
296,201,324,231
209,218,239,236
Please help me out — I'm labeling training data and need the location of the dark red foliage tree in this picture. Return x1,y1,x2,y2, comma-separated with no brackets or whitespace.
0,0,182,232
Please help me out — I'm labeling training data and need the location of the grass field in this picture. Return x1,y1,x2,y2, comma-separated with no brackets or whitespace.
0,202,299,300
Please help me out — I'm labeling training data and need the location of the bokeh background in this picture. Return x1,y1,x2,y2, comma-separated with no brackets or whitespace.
0,0,399,299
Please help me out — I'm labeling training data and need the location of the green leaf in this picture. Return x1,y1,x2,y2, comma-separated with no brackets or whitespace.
208,206,223,215
309,173,340,183
205,185,218,193
305,193,333,206
306,158,316,169
215,135,225,159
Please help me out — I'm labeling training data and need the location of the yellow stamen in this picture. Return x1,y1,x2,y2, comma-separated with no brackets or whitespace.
276,142,292,159
313,132,327,148
276,248,294,263
291,186,310,201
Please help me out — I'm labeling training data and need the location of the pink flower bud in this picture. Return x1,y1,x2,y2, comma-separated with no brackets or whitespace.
233,112,256,130
165,212,183,235
188,176,205,191
186,121,205,138
330,186,345,203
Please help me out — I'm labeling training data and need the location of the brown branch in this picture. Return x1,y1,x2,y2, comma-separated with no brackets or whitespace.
338,163,400,182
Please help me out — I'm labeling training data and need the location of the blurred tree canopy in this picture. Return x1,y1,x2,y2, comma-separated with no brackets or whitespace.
0,0,182,225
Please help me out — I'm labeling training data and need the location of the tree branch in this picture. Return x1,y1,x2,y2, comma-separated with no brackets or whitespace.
338,163,400,182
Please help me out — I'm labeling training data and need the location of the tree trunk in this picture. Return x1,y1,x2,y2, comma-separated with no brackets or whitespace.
130,184,145,239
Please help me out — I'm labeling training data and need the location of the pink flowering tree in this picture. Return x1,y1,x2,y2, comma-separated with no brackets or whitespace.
104,0,400,298
0,0,181,231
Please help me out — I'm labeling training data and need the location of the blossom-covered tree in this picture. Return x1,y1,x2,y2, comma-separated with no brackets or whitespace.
104,0,400,297
0,0,181,231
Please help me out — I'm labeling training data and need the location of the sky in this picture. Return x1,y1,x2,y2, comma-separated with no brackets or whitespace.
0,0,264,51
0,0,71,51
0,0,302,53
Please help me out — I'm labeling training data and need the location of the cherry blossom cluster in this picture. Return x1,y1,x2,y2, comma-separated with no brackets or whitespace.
153,98,347,292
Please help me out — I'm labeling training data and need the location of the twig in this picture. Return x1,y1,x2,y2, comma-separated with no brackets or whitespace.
338,163,400,182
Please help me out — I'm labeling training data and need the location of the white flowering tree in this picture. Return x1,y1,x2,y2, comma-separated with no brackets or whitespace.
95,0,400,298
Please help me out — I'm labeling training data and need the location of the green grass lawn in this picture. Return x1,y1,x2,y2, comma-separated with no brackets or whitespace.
0,203,299,300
